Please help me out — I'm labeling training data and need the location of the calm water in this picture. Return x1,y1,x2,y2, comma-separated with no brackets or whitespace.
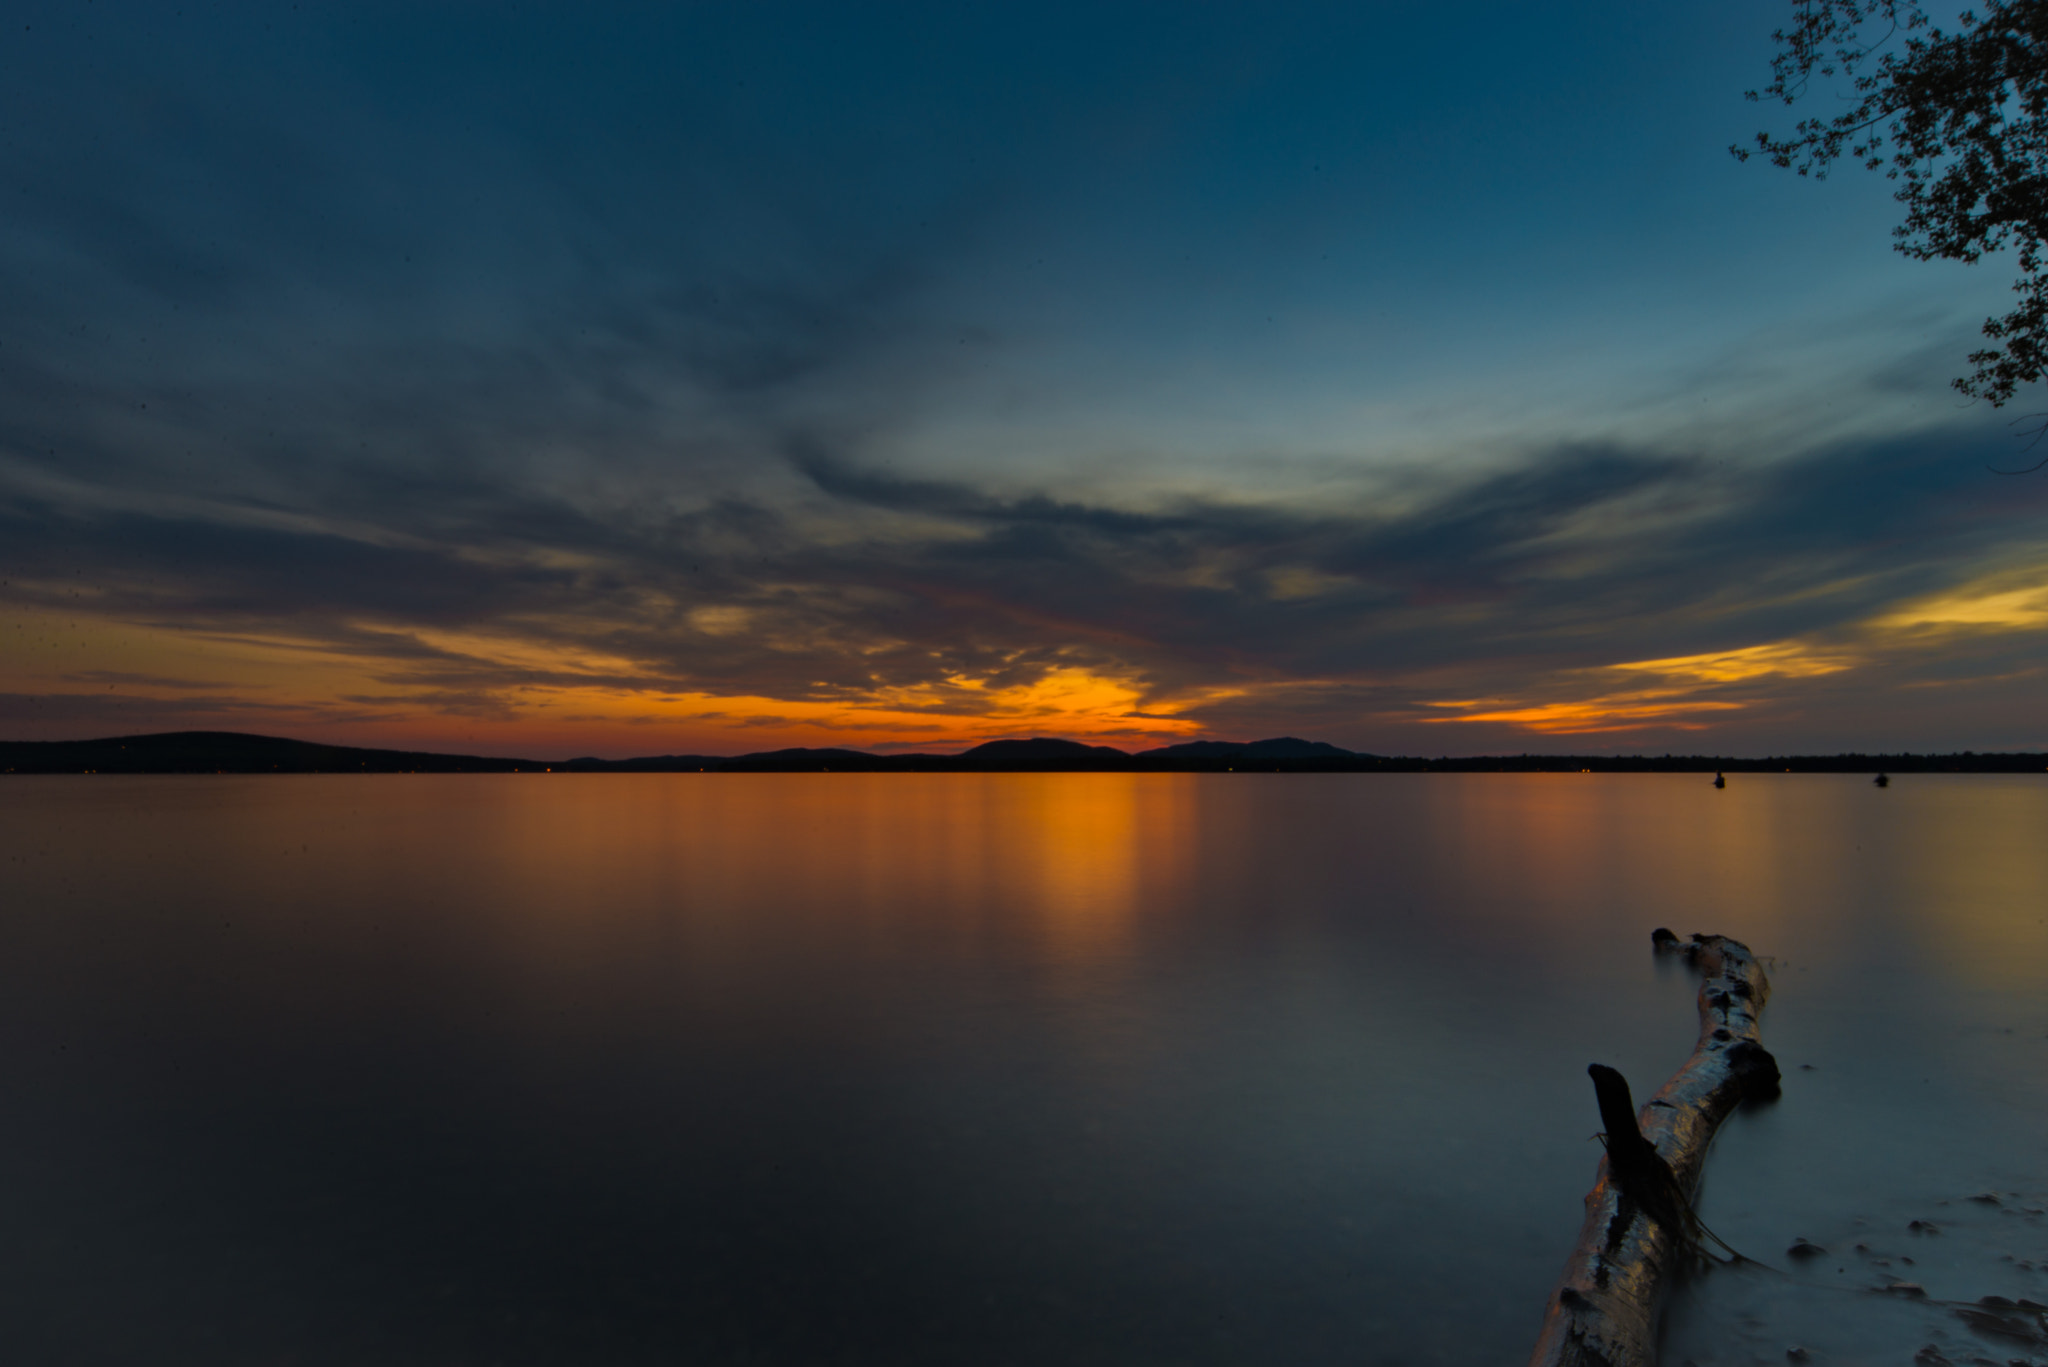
3,773,2046,1365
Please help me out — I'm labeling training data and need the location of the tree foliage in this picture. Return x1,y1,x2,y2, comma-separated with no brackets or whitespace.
1737,1,2048,404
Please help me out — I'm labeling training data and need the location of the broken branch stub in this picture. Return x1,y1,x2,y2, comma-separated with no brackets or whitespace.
1527,932,1781,1367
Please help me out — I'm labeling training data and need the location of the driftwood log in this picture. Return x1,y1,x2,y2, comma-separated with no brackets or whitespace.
1527,931,1782,1367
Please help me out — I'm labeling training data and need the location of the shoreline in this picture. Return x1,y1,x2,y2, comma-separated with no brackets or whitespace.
4,731,2044,775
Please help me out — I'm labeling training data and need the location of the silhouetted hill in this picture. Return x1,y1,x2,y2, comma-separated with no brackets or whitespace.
4,731,2044,775
0,731,546,773
958,738,1130,764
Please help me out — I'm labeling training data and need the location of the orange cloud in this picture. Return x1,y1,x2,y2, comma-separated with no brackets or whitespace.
13,601,1222,753
1421,693,1745,734
1872,577,2048,633
1419,636,1852,735
1606,640,1856,683
4,590,1222,753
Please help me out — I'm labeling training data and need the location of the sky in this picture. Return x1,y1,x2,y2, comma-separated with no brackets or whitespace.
4,0,2046,758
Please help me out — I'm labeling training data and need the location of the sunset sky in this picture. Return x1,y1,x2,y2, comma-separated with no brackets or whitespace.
5,0,2046,758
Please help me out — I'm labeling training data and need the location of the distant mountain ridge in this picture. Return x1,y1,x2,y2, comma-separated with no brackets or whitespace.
3,731,2044,775
962,738,1131,761
0,730,546,774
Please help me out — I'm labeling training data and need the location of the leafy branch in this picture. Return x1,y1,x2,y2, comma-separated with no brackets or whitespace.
1736,0,2048,405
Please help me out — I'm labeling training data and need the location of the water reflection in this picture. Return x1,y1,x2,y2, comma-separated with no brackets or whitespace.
1889,777,2048,989
474,772,1192,968
0,773,2043,1365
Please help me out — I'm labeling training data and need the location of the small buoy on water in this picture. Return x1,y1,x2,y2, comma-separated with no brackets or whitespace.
1875,772,1890,788
1713,772,1726,789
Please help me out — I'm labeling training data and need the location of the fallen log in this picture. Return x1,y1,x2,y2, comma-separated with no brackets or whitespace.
1527,931,1782,1367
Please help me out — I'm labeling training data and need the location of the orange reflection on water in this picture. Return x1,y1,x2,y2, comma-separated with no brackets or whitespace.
454,773,1198,973
1882,776,2048,990
459,772,2048,992
997,775,1190,962
1399,774,2048,999
1384,773,1871,951
47,771,2044,1013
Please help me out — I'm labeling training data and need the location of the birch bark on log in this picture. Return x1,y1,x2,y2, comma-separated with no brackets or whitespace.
1526,931,1781,1367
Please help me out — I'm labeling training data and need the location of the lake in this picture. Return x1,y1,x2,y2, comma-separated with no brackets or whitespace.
3,772,2045,1365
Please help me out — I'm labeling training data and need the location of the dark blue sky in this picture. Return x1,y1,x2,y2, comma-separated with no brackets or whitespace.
4,1,2044,755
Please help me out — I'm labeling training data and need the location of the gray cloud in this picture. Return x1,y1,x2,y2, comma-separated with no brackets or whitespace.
5,4,2045,754
7,394,2043,750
